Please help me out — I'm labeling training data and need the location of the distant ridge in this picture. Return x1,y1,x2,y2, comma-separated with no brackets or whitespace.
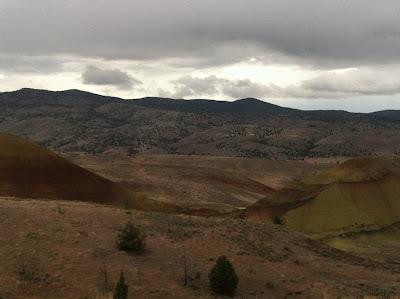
2,87,399,115
132,96,296,116
1,88,400,158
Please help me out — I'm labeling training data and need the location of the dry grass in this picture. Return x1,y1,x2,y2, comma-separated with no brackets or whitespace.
1,197,400,298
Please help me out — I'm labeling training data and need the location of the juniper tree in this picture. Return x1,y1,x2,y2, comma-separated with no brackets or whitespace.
209,256,238,297
117,221,145,253
272,215,284,225
113,271,128,299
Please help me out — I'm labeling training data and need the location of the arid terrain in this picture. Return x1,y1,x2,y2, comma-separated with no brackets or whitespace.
67,153,329,209
4,0,400,297
2,198,400,299
1,133,400,298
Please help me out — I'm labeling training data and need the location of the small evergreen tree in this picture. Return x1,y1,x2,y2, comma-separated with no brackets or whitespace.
117,221,145,253
113,271,128,299
272,215,284,225
209,256,238,297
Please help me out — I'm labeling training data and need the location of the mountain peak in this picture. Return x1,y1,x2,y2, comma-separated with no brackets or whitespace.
17,87,50,93
235,97,261,103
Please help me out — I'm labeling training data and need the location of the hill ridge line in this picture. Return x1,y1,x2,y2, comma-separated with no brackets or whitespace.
1,87,398,114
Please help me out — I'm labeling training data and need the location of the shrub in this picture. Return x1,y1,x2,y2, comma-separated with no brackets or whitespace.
209,256,238,297
113,271,128,299
16,257,51,283
117,221,146,253
265,281,275,290
272,215,284,225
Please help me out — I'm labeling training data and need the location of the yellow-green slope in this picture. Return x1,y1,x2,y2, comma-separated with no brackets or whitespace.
284,173,400,237
247,158,400,240
281,158,400,238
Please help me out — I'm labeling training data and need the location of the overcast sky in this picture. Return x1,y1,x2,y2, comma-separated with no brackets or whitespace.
1,0,400,112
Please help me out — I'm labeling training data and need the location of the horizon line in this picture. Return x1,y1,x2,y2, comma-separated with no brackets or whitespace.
0,87,397,114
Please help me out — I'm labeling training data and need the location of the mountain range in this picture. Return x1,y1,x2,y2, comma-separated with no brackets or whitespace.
1,88,400,158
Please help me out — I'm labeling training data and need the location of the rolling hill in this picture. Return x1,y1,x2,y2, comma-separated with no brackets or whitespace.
1,88,400,159
0,133,187,213
284,158,400,237
0,132,132,206
246,157,400,248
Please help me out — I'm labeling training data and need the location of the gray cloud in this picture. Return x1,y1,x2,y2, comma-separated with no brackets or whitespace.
1,0,400,67
170,76,221,98
288,67,400,98
0,55,61,74
169,67,400,100
166,75,272,99
2,0,400,108
82,65,141,90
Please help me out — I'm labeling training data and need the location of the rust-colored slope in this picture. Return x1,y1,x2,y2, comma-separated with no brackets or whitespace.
0,133,129,206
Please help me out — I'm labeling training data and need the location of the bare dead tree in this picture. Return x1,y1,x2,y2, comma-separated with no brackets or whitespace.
183,250,188,286
97,263,111,296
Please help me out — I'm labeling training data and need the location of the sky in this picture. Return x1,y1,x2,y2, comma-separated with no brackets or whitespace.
1,0,400,112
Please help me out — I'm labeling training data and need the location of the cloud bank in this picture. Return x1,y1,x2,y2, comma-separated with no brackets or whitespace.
0,0,400,110
1,0,399,67
168,66,400,100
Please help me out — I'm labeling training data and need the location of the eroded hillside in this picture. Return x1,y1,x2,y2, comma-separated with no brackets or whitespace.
247,157,400,261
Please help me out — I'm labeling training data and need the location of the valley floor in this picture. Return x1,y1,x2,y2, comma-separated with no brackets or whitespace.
67,153,330,209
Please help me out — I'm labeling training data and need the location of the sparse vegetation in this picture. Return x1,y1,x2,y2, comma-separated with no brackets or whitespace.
3,89,400,159
2,111,400,299
16,257,51,283
57,203,66,215
2,196,400,298
117,221,146,253
209,256,238,297
265,281,275,290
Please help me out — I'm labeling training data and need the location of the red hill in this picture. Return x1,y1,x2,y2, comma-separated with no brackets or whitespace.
0,133,129,206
